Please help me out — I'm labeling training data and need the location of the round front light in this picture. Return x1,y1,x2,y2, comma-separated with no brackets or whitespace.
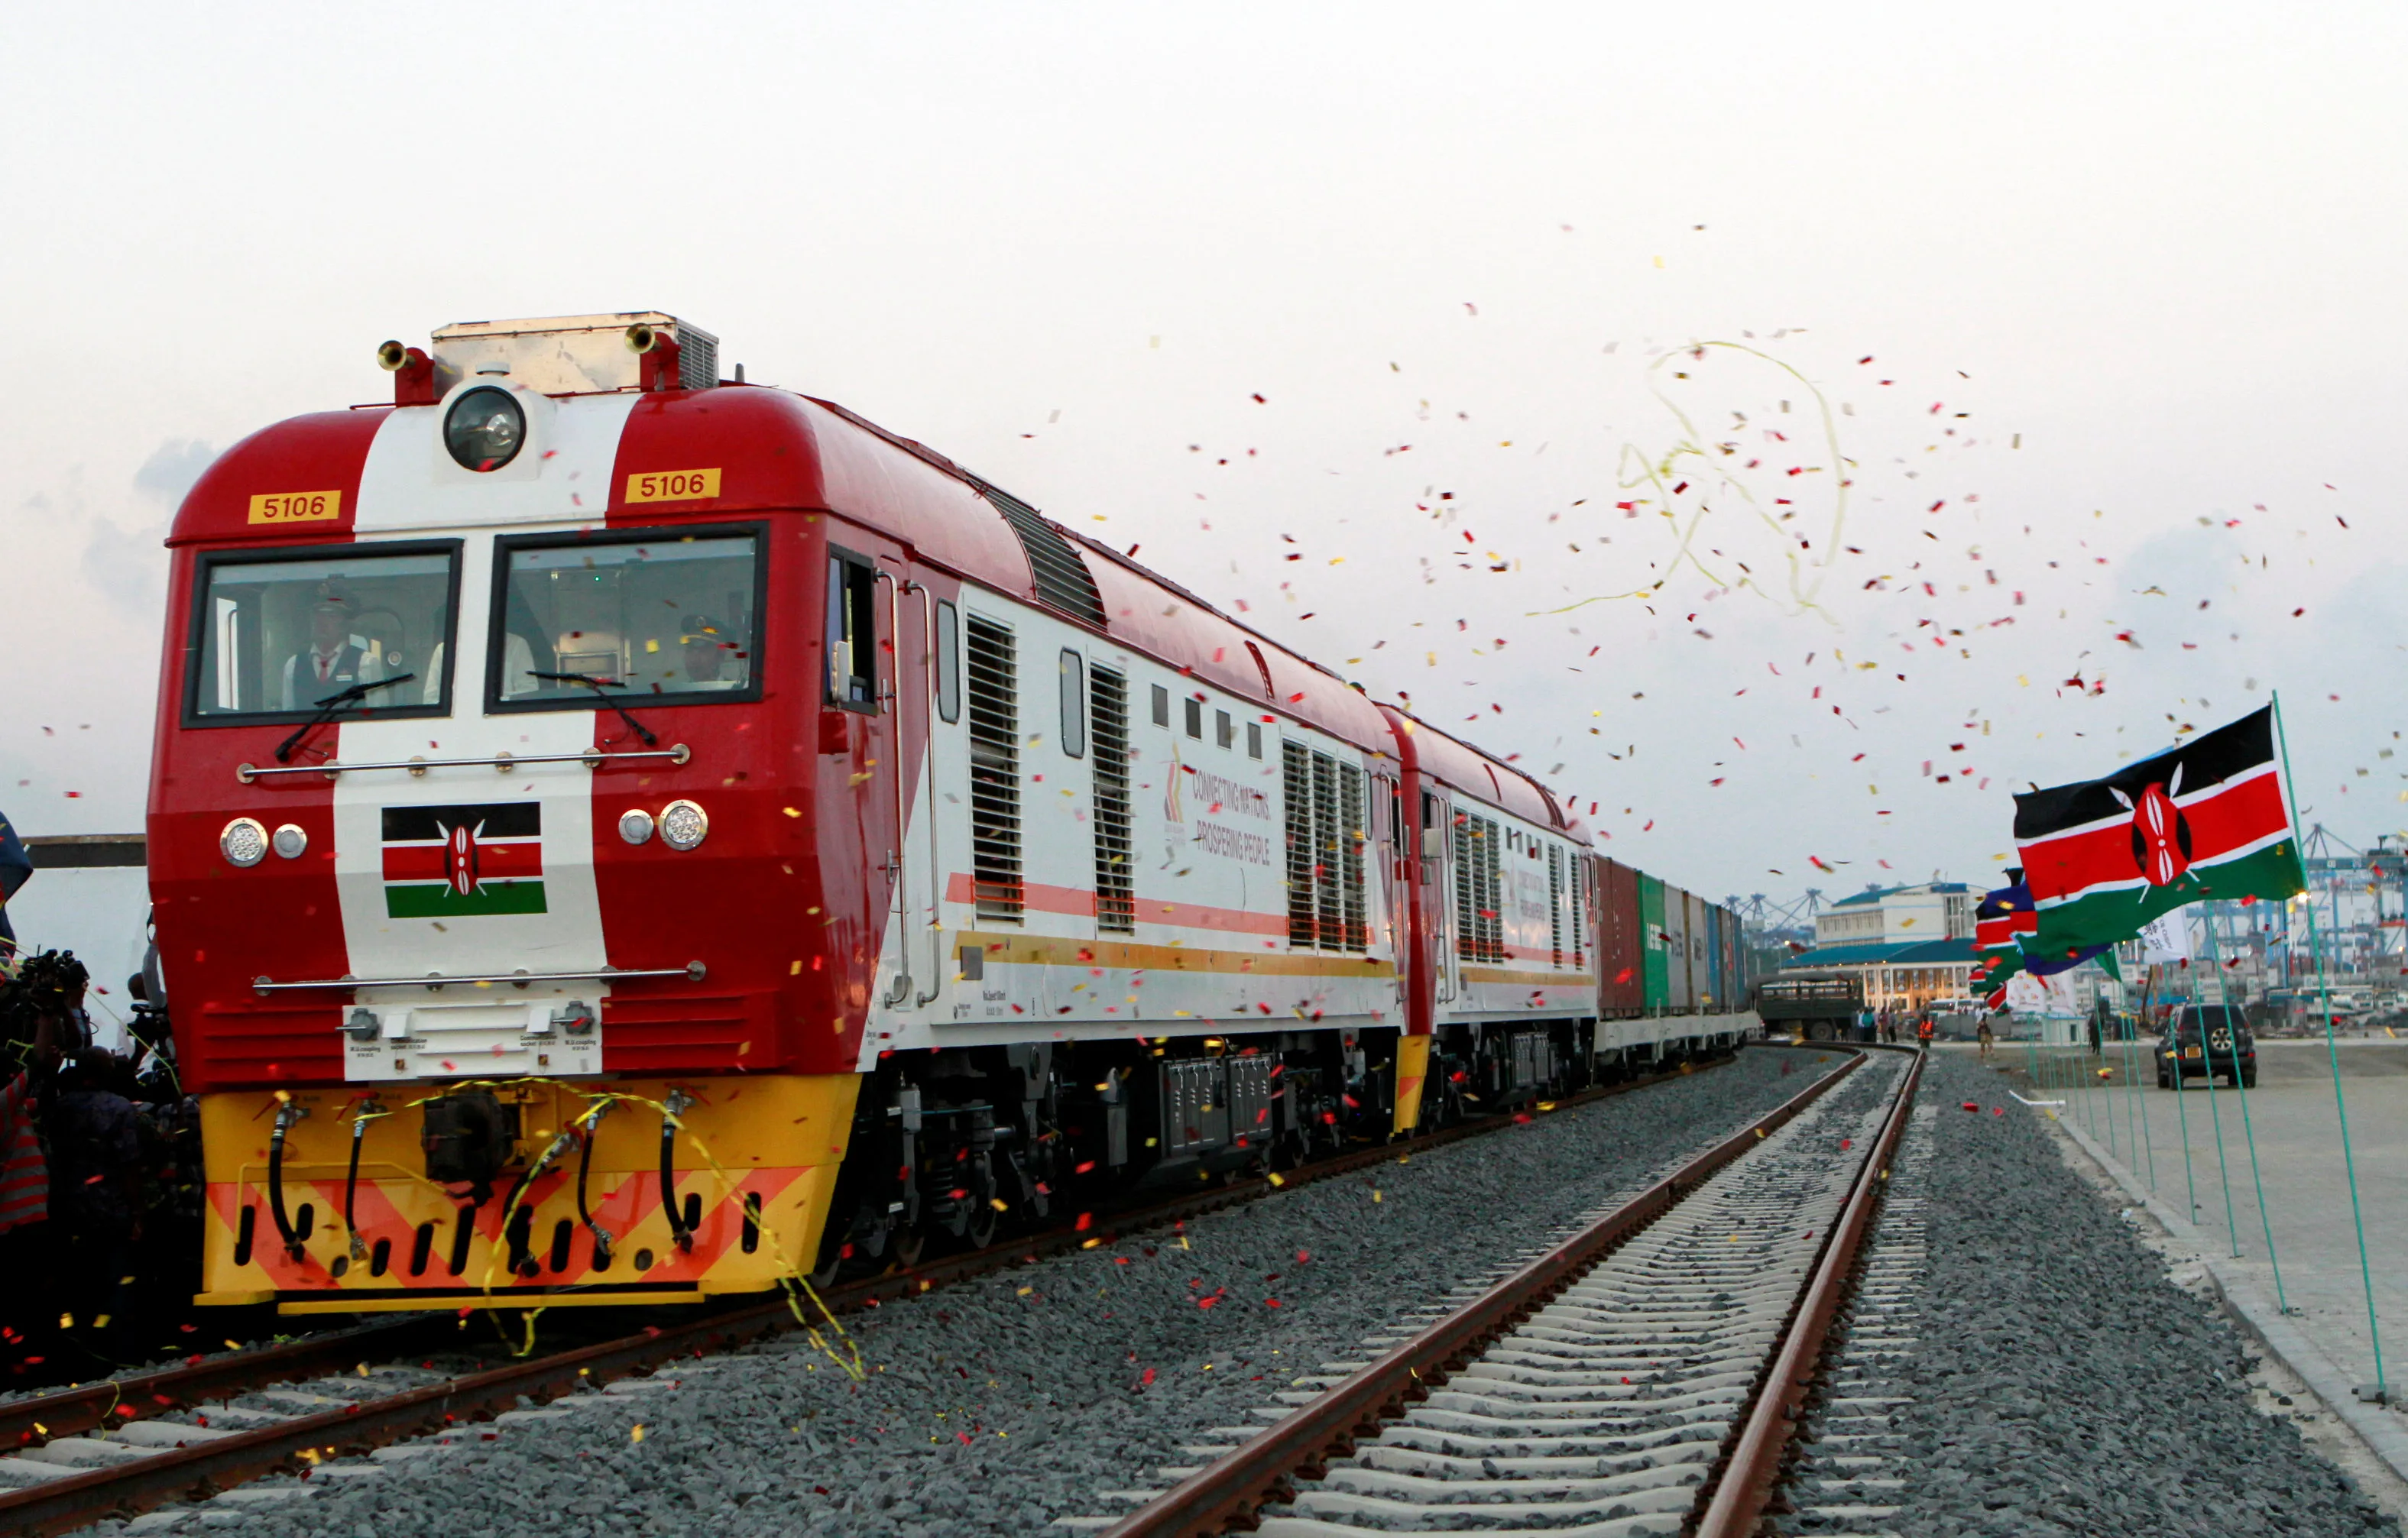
443,386,526,471
271,823,309,860
221,818,268,867
660,800,708,851
618,808,656,846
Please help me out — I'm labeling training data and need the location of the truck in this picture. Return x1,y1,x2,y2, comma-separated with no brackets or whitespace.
1752,972,1865,1041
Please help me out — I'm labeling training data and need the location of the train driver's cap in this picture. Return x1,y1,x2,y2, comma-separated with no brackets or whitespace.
679,616,724,645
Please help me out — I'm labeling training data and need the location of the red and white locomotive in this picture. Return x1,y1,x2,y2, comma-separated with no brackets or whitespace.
148,313,1755,1314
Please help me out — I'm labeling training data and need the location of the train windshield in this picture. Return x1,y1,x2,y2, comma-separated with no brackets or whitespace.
491,529,760,706
189,543,459,719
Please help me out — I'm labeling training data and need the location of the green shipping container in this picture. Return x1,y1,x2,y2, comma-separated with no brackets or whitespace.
1638,873,1669,1012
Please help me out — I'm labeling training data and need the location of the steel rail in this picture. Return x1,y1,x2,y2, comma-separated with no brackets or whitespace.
235,744,692,782
1692,1041,1924,1538
1098,1044,1868,1538
0,1047,1750,1535
0,1319,445,1449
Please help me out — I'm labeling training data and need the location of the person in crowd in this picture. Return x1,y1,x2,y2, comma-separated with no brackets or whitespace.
280,594,383,708
0,811,29,960
0,958,63,1368
1977,1013,1995,1060
47,1046,144,1343
679,614,746,689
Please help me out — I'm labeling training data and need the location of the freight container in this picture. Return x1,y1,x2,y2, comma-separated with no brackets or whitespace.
1684,891,1707,1012
1664,886,1693,1012
1701,905,1725,1009
1596,858,1645,1015
1722,910,1745,1007
1638,873,1670,1012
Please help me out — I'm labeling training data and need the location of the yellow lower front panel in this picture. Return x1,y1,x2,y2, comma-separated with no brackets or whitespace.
1392,1035,1431,1135
196,1073,861,1313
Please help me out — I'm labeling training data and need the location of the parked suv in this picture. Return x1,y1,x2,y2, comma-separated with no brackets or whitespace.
2157,1005,2257,1090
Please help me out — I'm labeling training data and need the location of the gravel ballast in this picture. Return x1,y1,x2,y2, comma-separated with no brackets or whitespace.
1789,1050,2400,1538
87,1047,1841,1538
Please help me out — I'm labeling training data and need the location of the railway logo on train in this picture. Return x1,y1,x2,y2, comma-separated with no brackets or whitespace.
147,312,1760,1314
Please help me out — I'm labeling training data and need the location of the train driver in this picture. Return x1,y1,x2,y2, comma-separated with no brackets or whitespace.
679,614,746,690
280,597,384,709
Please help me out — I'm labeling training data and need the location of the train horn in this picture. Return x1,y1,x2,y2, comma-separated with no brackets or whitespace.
376,339,410,371
625,322,659,354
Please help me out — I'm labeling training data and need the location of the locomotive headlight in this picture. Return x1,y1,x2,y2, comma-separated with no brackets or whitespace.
271,824,309,860
659,799,708,851
617,808,656,846
443,385,526,471
220,818,268,867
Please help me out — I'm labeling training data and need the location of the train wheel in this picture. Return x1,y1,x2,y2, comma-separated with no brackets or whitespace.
805,1241,844,1290
962,1155,1001,1250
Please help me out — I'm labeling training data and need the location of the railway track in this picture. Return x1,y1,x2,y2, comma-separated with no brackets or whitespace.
0,1049,1743,1536
1078,1043,1921,1538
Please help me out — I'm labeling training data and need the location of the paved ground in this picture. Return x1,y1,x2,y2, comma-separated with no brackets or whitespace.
1971,1039,2408,1404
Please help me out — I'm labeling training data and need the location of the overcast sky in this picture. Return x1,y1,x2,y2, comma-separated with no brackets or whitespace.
3,2,2402,918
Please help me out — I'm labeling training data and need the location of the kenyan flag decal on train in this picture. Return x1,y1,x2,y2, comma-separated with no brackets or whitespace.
381,803,546,918
2011,704,2302,954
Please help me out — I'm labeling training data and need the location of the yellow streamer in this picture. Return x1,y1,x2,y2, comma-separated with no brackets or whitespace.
1532,341,1852,620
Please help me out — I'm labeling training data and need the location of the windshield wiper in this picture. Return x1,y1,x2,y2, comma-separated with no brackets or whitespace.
274,674,417,763
530,672,659,746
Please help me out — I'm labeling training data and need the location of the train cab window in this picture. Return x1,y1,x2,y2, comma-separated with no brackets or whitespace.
490,526,763,709
1246,720,1263,759
1215,710,1233,750
824,550,878,710
1151,683,1170,727
935,601,961,724
1184,696,1203,738
1058,649,1087,757
186,541,461,722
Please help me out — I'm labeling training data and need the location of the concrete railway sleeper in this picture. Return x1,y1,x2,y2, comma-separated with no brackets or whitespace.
1080,1044,1921,1538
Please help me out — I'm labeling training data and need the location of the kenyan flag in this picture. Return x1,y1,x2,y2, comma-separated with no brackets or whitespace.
1972,876,2036,990
382,803,546,918
2012,705,2302,958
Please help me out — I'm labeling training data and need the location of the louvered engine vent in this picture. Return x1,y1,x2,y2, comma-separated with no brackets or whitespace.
986,489,1107,625
677,330,718,390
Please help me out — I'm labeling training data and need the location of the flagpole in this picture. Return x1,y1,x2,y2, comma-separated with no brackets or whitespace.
2136,962,2157,1193
2202,901,2286,1313
2120,974,2141,1175
2276,690,2384,1390
2193,926,2245,1259
2170,950,2199,1226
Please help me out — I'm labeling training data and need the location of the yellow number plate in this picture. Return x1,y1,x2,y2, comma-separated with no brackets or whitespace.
248,490,342,525
624,468,722,503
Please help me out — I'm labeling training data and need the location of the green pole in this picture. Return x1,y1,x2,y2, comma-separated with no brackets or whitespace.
2170,951,2199,1226
2276,691,2384,1390
2202,902,2286,1312
2120,995,2138,1166
2136,963,2158,1193
2196,921,2244,1258
2101,994,2118,1158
